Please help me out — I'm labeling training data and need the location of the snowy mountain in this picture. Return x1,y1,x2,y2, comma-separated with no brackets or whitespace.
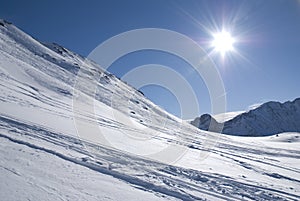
0,19,300,200
191,98,300,136
190,114,222,133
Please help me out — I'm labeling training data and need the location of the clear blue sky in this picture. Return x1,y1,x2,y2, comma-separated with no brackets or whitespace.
1,0,300,118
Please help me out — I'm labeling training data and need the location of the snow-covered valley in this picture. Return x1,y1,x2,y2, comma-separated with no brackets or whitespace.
0,19,299,200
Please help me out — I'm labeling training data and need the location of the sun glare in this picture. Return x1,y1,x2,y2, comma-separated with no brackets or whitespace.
212,30,235,54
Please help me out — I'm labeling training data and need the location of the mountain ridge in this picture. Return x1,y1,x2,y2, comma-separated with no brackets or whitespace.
191,98,300,136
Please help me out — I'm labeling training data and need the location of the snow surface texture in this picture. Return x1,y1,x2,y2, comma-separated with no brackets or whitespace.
0,19,300,200
191,99,300,136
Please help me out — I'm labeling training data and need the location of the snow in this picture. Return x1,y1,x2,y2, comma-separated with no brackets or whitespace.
0,19,300,200
0,137,173,201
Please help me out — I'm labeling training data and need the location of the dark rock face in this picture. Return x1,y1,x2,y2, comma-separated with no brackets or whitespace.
191,114,223,133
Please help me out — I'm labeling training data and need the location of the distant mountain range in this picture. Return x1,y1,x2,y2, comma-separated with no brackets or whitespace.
191,98,300,136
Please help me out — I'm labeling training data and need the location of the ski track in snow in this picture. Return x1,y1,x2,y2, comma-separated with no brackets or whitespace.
1,115,299,200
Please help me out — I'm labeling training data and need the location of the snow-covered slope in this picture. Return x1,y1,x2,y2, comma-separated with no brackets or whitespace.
1,19,300,200
192,99,300,136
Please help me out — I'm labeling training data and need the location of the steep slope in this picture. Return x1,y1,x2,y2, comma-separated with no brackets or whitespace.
192,98,300,136
0,19,299,200
223,98,300,136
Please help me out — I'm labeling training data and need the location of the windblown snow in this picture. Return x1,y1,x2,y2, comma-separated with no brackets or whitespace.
0,19,299,200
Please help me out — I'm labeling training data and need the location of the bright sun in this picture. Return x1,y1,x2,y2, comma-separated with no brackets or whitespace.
212,30,235,54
